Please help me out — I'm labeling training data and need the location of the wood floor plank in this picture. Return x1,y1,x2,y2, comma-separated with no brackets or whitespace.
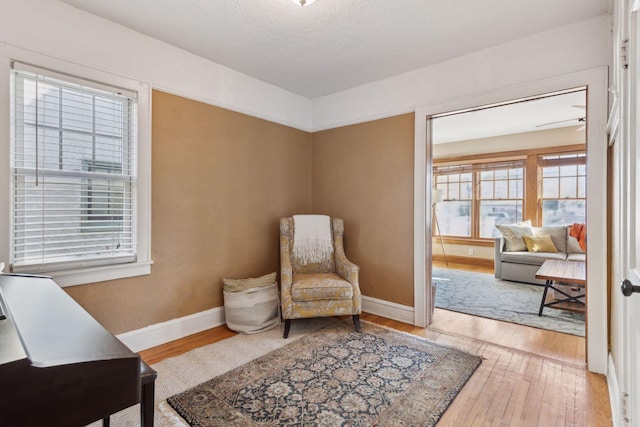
139,325,236,364
489,351,525,421
463,347,512,425
500,359,530,425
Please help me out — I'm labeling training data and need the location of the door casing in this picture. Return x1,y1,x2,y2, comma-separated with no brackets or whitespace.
414,67,609,374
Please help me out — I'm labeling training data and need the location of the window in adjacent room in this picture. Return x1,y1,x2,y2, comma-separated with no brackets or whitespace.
477,165,524,238
434,167,472,237
540,153,586,226
11,64,137,274
433,160,524,240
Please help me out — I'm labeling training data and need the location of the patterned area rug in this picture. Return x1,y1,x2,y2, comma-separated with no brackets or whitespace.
434,267,585,336
167,319,481,426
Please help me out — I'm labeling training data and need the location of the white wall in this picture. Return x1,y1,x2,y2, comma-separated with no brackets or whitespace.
432,242,494,261
311,15,611,132
0,0,312,131
433,126,586,159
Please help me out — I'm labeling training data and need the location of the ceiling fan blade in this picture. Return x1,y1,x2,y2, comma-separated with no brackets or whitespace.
536,117,584,128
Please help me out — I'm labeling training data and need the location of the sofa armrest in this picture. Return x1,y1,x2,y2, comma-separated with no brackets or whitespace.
494,237,504,278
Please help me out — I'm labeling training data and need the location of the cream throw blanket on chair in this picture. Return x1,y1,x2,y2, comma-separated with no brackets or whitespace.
292,215,334,264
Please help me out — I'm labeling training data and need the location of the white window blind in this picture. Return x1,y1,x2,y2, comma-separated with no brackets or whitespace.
11,63,137,273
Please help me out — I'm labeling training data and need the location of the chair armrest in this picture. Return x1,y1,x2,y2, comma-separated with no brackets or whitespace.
280,234,293,317
335,244,361,314
335,239,360,289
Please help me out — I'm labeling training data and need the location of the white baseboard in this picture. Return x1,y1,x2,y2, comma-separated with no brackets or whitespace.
117,306,226,352
608,353,621,427
117,296,413,353
361,295,414,325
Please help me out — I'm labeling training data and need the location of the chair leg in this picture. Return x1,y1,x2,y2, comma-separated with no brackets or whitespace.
103,417,110,427
353,314,362,332
283,319,291,338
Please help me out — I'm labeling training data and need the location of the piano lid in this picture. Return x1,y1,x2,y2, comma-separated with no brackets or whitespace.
0,275,137,368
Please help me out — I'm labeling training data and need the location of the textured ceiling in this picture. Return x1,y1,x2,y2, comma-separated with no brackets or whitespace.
58,0,609,98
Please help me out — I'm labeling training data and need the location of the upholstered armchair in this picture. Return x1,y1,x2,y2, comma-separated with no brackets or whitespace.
280,216,362,338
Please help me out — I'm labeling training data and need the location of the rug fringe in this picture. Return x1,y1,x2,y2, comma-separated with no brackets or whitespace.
158,400,190,427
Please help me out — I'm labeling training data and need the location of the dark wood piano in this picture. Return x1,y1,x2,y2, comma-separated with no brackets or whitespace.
0,274,144,427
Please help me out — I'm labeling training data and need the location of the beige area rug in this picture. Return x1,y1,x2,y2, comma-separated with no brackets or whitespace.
89,318,480,426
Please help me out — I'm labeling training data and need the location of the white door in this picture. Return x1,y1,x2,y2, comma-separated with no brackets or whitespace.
619,1,640,424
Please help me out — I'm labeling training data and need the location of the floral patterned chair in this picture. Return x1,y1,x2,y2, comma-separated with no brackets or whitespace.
280,217,361,338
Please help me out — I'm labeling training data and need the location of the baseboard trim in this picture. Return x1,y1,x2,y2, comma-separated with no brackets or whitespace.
432,254,494,269
361,295,414,325
117,306,226,352
607,353,621,427
119,297,414,352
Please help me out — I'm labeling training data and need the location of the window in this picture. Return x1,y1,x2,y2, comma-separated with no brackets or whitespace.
434,160,525,240
540,153,586,226
434,169,472,237
11,63,137,274
433,150,587,243
478,167,523,238
82,160,125,232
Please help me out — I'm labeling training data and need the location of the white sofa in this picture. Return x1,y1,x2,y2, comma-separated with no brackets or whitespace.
494,225,586,286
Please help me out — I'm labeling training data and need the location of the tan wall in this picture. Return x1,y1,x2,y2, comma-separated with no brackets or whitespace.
66,90,312,334
311,114,415,307
63,104,585,332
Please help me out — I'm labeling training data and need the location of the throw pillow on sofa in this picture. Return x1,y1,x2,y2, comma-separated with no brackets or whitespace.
523,235,558,253
532,226,567,253
496,220,534,251
567,236,585,253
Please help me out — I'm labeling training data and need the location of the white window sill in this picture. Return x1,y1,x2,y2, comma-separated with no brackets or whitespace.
47,261,153,288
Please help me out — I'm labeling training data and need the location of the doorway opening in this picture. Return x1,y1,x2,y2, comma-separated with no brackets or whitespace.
413,69,608,373
426,86,604,363
428,88,588,363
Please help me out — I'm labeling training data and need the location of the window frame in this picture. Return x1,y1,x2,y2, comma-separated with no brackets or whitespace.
538,153,587,226
0,55,152,287
433,146,586,246
434,159,526,240
477,166,525,239
434,170,473,238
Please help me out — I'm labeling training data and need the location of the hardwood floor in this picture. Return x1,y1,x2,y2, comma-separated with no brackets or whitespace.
140,310,611,426
364,312,609,426
431,260,586,366
140,326,236,365
430,308,585,367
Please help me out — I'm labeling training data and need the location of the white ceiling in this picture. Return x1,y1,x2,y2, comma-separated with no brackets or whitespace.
433,90,587,144
59,0,608,99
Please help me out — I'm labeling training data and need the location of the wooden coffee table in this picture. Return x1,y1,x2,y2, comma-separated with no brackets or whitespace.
536,259,586,316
